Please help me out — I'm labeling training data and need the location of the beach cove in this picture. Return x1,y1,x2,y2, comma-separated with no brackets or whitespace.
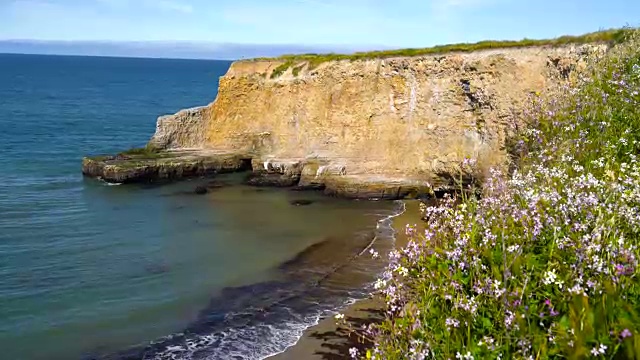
0,54,404,359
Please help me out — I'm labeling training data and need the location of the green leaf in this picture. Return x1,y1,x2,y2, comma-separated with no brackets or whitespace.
482,317,493,331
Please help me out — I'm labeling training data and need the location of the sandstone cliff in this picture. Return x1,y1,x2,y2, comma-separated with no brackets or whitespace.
144,44,603,197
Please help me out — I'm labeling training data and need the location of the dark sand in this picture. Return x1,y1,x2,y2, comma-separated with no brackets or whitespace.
269,200,425,359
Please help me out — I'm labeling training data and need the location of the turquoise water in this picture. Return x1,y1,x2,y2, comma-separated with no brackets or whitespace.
0,54,396,359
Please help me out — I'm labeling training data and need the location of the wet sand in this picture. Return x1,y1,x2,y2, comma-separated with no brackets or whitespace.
268,200,425,360
268,297,385,360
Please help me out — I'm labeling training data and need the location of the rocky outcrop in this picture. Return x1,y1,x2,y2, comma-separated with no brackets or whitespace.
245,158,304,187
148,106,209,149
83,44,607,198
82,150,251,183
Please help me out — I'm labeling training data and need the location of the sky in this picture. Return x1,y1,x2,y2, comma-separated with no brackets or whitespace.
0,0,638,59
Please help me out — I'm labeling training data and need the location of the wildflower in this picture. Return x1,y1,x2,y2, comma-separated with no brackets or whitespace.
621,329,632,338
455,351,474,360
388,250,401,262
445,318,460,329
478,336,496,350
590,344,607,356
543,270,557,285
349,347,359,359
507,244,520,253
462,157,477,167
505,310,516,329
405,224,416,236
492,280,505,298
396,266,409,277
369,248,380,259
569,283,586,296
599,344,607,354
334,313,344,320
409,339,432,359
542,269,564,288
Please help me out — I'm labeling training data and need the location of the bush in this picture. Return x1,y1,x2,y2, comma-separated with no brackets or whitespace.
360,28,640,359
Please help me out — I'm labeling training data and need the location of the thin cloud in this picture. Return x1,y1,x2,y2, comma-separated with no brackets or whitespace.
97,0,193,13
442,0,487,6
155,0,193,14
437,0,501,9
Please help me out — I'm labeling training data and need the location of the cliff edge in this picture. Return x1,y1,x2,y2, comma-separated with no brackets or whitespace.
142,43,604,197
81,29,619,198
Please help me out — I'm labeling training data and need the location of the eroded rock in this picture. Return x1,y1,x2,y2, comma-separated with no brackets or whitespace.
245,158,304,187
82,150,251,183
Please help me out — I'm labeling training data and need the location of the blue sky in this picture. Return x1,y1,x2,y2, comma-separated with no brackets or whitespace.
0,0,638,59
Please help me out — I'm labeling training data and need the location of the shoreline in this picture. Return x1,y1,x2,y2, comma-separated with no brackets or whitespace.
83,175,422,360
74,178,406,360
266,200,424,360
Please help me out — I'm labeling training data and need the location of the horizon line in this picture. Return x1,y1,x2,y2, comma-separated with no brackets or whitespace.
0,27,631,62
0,51,237,62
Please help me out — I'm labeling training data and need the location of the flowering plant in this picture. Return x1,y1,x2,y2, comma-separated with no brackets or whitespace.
365,29,640,359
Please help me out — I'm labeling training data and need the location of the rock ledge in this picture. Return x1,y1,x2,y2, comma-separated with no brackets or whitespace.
82,150,251,183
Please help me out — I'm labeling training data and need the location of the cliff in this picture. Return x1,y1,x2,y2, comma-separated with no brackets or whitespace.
82,37,610,197
141,43,604,197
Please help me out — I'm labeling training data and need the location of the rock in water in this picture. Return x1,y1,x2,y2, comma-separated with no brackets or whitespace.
290,199,314,206
194,186,208,195
206,180,229,189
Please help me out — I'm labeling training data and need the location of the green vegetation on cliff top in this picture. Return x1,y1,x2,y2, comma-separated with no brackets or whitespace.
86,145,163,162
254,28,631,77
118,146,161,157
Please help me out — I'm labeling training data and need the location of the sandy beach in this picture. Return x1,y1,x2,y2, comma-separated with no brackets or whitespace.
268,200,425,359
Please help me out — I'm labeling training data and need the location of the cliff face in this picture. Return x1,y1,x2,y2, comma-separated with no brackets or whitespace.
148,44,605,196
149,106,210,149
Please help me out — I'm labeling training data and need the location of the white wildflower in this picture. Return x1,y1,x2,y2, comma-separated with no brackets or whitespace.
543,270,557,285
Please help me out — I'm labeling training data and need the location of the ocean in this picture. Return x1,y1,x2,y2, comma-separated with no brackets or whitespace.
0,54,399,360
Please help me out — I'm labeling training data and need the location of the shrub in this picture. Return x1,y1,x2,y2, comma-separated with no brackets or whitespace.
359,28,640,360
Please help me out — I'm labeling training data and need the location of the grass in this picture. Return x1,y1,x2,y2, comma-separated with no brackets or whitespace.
117,145,163,158
86,146,165,162
252,28,631,78
332,28,640,359
292,64,304,77
270,60,295,79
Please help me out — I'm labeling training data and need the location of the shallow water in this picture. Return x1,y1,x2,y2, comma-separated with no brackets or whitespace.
0,54,397,360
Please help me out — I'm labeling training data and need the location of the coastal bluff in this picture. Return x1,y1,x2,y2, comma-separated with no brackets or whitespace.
83,43,606,198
